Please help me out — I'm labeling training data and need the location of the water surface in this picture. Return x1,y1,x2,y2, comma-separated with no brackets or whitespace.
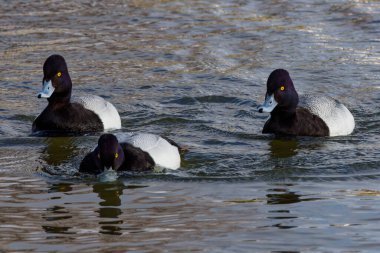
1,0,380,252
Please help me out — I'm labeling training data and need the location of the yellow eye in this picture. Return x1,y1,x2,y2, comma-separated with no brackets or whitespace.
115,153,119,159
280,86,285,91
57,72,62,77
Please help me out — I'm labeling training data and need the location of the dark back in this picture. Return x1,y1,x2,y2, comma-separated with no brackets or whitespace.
119,143,155,172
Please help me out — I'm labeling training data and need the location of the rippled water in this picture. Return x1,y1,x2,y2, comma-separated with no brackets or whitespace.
1,0,380,252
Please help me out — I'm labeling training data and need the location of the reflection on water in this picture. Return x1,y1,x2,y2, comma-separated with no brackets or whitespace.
42,137,79,166
1,0,380,252
42,225,73,235
267,187,301,205
1,178,380,252
93,182,124,235
42,183,74,235
93,182,124,207
48,182,73,193
269,138,299,158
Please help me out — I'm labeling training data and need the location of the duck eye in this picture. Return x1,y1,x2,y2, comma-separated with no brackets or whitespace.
280,86,285,91
57,72,62,77
115,153,119,159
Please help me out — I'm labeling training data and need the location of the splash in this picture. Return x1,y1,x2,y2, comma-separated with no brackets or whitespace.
98,169,118,182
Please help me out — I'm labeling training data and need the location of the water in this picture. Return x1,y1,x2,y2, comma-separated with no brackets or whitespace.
1,0,380,252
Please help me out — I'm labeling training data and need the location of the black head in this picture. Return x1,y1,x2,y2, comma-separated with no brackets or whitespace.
38,54,72,102
97,134,125,171
43,55,68,80
257,69,299,113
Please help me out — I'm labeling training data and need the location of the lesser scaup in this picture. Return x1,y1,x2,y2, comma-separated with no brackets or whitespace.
79,133,181,175
257,69,355,137
32,55,121,135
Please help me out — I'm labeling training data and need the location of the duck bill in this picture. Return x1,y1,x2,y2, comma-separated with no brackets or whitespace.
257,94,277,113
37,80,55,98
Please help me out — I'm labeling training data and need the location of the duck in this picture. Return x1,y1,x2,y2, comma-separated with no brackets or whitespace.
79,133,181,175
257,69,355,137
32,54,121,135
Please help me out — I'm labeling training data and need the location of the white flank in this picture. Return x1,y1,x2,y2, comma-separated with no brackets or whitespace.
73,95,121,130
299,94,355,136
116,132,181,170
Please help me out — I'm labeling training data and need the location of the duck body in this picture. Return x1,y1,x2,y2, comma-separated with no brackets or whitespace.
263,106,329,137
258,69,355,137
79,133,181,175
33,100,103,133
116,132,181,170
80,141,155,175
32,55,121,135
299,94,355,136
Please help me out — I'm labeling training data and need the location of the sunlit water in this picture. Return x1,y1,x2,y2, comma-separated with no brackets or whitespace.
1,0,380,252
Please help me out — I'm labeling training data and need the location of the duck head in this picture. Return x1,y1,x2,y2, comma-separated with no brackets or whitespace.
257,69,299,113
96,134,125,172
38,54,72,103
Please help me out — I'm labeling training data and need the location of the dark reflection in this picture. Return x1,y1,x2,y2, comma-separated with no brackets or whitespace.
98,207,122,220
42,225,74,234
272,251,300,253
42,183,74,236
267,188,301,205
42,207,73,234
93,182,125,207
272,223,297,230
43,206,72,222
267,187,322,205
41,137,79,165
269,138,298,158
265,187,300,231
48,183,73,193
93,182,126,235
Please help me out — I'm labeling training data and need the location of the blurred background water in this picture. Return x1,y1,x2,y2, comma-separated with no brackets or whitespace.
1,0,380,252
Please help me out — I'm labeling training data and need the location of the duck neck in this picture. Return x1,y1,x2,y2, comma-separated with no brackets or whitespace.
47,81,72,107
47,90,71,106
272,89,299,119
271,106,297,121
